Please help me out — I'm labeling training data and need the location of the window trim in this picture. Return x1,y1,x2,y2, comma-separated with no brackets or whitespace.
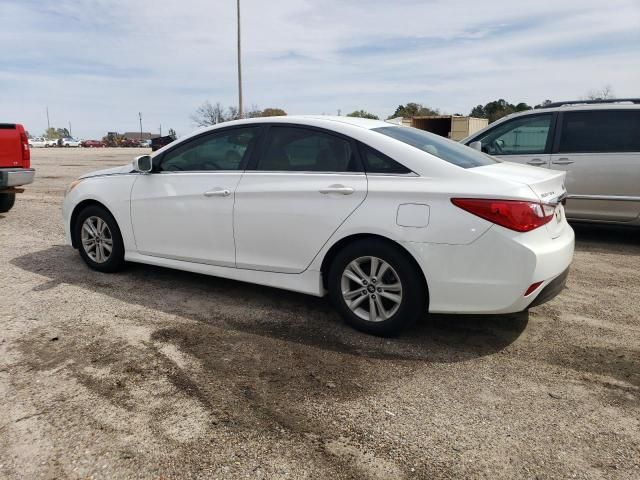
471,112,558,156
246,123,365,174
152,124,264,173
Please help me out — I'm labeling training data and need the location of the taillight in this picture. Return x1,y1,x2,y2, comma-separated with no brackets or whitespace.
451,198,555,232
20,131,31,168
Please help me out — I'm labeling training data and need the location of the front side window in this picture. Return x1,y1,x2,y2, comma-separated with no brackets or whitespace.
558,110,640,153
159,127,258,171
475,114,552,155
373,126,498,168
258,126,360,172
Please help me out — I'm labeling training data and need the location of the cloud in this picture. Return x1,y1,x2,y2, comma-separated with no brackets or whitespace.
1,0,638,138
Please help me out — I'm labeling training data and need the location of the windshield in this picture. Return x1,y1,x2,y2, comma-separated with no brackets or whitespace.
372,126,499,169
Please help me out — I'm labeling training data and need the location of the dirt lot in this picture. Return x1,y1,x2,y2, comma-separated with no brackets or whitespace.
1,148,639,479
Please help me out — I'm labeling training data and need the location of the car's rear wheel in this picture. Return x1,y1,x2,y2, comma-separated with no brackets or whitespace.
0,193,16,213
74,205,125,272
328,239,427,336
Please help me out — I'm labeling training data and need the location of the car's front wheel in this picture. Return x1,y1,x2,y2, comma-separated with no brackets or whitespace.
328,239,427,336
74,205,125,273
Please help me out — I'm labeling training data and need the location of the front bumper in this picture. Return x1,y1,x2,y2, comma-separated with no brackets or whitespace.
0,168,35,188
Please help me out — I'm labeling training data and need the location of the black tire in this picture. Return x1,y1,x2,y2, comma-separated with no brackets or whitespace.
0,193,16,213
328,238,427,336
73,205,125,273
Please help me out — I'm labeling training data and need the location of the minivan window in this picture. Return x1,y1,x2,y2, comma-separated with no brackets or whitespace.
558,110,640,153
474,114,552,155
372,126,498,168
258,126,360,172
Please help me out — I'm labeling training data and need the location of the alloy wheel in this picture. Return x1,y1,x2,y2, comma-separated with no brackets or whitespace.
340,256,403,322
81,216,113,264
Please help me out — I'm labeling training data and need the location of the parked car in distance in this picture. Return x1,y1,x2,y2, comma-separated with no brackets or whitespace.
139,139,152,148
463,99,640,226
1,123,35,212
63,116,574,335
82,139,104,148
61,137,81,147
28,137,57,148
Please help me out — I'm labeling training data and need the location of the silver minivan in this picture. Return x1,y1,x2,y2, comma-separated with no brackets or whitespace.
462,100,640,226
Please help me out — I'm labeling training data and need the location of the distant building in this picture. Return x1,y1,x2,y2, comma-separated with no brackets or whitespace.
122,132,160,141
403,116,488,141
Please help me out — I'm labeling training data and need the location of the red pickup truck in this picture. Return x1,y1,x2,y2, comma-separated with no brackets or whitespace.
0,123,35,213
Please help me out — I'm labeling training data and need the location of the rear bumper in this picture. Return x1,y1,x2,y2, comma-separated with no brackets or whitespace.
527,267,569,309
403,221,575,314
0,168,35,188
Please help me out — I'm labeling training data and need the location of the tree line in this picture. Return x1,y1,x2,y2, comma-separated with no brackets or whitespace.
192,85,616,126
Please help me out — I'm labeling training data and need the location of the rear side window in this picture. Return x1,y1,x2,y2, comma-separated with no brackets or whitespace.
258,126,360,172
361,145,411,174
373,126,498,168
558,110,640,153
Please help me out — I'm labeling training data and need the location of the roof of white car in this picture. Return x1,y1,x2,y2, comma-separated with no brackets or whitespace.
213,115,390,130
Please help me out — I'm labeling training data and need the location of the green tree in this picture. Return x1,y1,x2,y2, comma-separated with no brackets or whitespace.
42,127,70,139
260,108,287,117
469,99,532,123
346,110,379,120
168,128,177,140
388,103,440,119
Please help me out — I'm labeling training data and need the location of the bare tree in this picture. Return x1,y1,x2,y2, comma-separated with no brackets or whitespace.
191,101,288,125
190,101,226,126
585,85,615,100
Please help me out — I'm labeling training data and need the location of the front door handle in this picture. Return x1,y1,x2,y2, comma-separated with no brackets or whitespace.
204,188,231,197
319,184,355,195
552,158,574,165
527,159,547,166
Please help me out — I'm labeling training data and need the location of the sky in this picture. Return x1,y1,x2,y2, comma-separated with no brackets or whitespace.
1,0,639,139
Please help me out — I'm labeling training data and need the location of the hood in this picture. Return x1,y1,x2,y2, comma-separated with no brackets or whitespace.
80,164,133,179
472,161,567,204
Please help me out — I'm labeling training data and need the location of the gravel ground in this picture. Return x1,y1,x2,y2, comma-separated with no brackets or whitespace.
1,148,639,479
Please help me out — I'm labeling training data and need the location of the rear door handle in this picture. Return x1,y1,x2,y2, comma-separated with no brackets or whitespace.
527,159,547,166
319,185,355,195
552,158,574,165
204,188,231,197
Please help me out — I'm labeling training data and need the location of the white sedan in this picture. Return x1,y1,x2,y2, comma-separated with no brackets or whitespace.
62,116,574,335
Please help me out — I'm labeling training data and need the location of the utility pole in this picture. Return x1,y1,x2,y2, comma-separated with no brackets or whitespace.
68,121,72,137
237,0,243,118
139,112,143,141
46,106,50,132
159,124,162,137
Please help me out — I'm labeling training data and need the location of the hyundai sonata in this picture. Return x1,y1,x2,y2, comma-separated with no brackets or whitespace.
63,116,574,335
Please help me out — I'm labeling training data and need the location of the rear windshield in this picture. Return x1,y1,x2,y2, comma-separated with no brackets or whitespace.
372,126,499,168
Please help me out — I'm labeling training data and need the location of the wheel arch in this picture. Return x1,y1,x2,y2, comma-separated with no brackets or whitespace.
69,199,116,248
319,233,429,300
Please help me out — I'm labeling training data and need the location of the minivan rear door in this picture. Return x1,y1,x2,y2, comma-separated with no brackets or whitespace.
550,109,640,222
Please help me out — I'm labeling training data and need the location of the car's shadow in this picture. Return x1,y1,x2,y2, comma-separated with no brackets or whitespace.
12,245,528,363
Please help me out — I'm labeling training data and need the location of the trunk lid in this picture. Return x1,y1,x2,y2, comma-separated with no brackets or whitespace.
473,161,567,238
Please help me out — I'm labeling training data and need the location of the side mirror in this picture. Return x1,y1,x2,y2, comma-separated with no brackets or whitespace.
133,155,152,173
469,141,483,151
